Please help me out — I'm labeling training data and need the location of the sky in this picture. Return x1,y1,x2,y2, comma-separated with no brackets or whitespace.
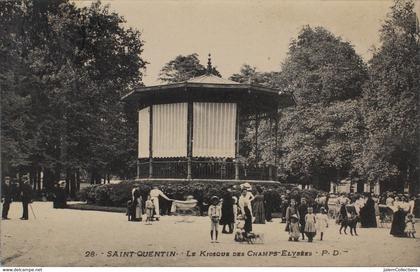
74,0,417,86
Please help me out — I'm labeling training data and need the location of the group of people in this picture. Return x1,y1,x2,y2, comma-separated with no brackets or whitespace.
207,185,259,243
284,197,328,242
127,185,172,223
384,192,417,238
327,191,417,238
1,175,33,220
3,176,418,242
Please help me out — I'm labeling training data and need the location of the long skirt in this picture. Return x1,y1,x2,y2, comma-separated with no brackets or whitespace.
253,200,266,224
390,210,407,237
244,207,253,233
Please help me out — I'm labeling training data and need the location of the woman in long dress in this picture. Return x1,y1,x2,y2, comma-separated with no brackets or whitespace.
220,190,235,233
285,199,299,232
239,189,253,235
390,206,407,237
252,187,266,224
132,187,143,221
361,194,377,228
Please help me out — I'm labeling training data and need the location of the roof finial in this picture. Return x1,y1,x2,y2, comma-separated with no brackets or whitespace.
207,53,212,75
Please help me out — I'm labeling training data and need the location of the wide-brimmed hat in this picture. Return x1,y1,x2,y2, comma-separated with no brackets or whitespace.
240,183,252,190
211,196,219,202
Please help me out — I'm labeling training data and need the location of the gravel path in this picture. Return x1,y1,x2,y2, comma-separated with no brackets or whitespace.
1,202,419,267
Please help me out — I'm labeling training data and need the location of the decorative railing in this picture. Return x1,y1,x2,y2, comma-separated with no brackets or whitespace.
240,163,271,180
153,160,188,179
191,161,235,179
138,160,273,180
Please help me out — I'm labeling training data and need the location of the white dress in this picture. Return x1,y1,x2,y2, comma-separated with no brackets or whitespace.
315,213,328,232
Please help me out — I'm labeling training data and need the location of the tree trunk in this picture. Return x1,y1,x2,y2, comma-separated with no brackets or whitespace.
65,169,70,196
76,170,80,192
70,171,76,198
37,168,42,192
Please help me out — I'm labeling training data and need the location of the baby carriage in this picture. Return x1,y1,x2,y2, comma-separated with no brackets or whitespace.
234,221,264,244
378,204,393,228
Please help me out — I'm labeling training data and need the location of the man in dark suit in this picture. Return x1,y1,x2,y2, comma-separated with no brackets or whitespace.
2,176,13,219
20,176,32,220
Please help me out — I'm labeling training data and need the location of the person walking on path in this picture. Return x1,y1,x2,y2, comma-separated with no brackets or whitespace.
239,189,253,236
20,176,32,220
304,207,317,242
285,199,299,232
149,185,171,220
360,193,377,228
390,205,407,237
208,196,221,243
315,207,329,241
252,186,266,224
220,190,234,233
2,176,13,219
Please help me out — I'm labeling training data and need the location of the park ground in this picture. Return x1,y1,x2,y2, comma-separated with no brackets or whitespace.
1,202,419,267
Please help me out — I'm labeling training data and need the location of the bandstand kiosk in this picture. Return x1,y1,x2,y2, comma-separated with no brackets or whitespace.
122,56,295,183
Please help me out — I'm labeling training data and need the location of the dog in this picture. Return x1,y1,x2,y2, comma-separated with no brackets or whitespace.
339,212,359,236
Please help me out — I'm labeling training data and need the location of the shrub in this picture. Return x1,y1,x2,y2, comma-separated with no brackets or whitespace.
94,185,111,206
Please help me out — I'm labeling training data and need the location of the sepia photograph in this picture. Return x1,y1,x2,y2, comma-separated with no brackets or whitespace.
0,0,419,269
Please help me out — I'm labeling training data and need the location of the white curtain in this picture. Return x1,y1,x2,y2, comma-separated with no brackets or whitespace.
138,107,150,158
152,103,188,158
193,102,236,158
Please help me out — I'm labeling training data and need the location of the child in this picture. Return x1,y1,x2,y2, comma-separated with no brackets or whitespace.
288,214,300,242
208,196,221,243
315,207,329,241
234,221,246,242
304,207,317,242
405,213,416,238
145,195,154,225
126,200,133,221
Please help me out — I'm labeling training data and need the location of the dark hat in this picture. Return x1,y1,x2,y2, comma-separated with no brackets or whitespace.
211,196,219,202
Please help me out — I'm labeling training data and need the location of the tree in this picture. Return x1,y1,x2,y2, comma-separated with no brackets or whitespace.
230,64,281,88
360,0,420,193
158,53,221,83
0,0,147,195
279,26,368,106
275,26,368,188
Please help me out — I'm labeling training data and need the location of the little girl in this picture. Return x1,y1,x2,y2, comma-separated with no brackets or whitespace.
405,213,416,238
315,207,328,241
304,207,317,242
145,195,154,225
288,214,300,241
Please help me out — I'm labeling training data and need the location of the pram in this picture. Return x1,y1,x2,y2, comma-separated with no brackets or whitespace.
234,221,264,244
171,196,199,223
378,204,393,228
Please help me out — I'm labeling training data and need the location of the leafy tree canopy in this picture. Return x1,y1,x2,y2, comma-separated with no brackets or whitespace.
159,53,221,83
